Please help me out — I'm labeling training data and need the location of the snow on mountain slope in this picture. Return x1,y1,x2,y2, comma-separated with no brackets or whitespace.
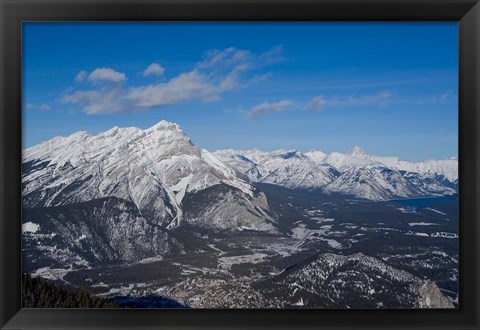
322,165,455,201
182,183,277,233
322,166,411,200
214,146,457,201
214,149,339,189
254,150,338,189
344,146,458,182
321,151,375,170
23,121,274,232
304,150,327,163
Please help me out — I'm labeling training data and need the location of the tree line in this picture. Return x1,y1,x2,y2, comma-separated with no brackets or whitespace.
22,274,122,308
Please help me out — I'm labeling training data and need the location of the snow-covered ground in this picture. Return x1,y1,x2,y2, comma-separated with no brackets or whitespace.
31,267,72,281
424,208,448,216
397,207,419,214
218,253,268,270
22,222,40,233
291,223,343,250
408,222,438,226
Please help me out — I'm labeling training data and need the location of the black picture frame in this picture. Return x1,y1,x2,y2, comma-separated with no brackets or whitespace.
1,0,479,329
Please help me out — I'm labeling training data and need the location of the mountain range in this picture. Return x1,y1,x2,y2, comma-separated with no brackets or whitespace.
22,120,457,269
213,145,457,201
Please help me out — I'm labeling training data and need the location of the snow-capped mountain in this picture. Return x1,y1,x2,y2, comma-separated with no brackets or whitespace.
22,122,457,308
22,120,457,268
214,146,457,201
346,146,458,182
214,149,339,189
23,121,276,233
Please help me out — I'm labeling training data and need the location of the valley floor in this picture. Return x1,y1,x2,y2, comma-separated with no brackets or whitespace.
24,187,458,309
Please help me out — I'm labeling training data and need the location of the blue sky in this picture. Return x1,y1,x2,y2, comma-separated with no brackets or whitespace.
23,22,458,161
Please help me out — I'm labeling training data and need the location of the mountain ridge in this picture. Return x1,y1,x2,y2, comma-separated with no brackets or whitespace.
21,121,458,308
214,146,457,201
24,121,457,206
23,121,276,234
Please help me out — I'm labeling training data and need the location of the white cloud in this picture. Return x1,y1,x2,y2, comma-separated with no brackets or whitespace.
194,46,283,93
238,91,393,118
248,100,296,117
143,63,165,77
438,90,457,102
307,96,327,111
258,45,286,64
197,47,252,70
61,46,283,115
328,90,393,107
440,92,450,100
39,104,51,112
127,71,218,108
355,90,392,105
75,70,88,82
62,86,126,115
219,64,250,91
25,103,51,112
251,73,272,84
88,68,126,83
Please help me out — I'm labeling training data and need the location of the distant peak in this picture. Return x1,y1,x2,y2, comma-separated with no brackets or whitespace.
306,150,326,155
69,130,90,138
104,126,120,134
348,146,366,156
149,120,181,131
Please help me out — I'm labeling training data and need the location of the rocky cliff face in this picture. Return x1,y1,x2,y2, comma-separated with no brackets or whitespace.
268,252,452,308
418,280,454,308
22,197,182,270
214,147,457,201
22,121,277,269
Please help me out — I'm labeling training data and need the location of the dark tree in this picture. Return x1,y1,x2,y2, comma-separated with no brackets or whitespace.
22,274,121,308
